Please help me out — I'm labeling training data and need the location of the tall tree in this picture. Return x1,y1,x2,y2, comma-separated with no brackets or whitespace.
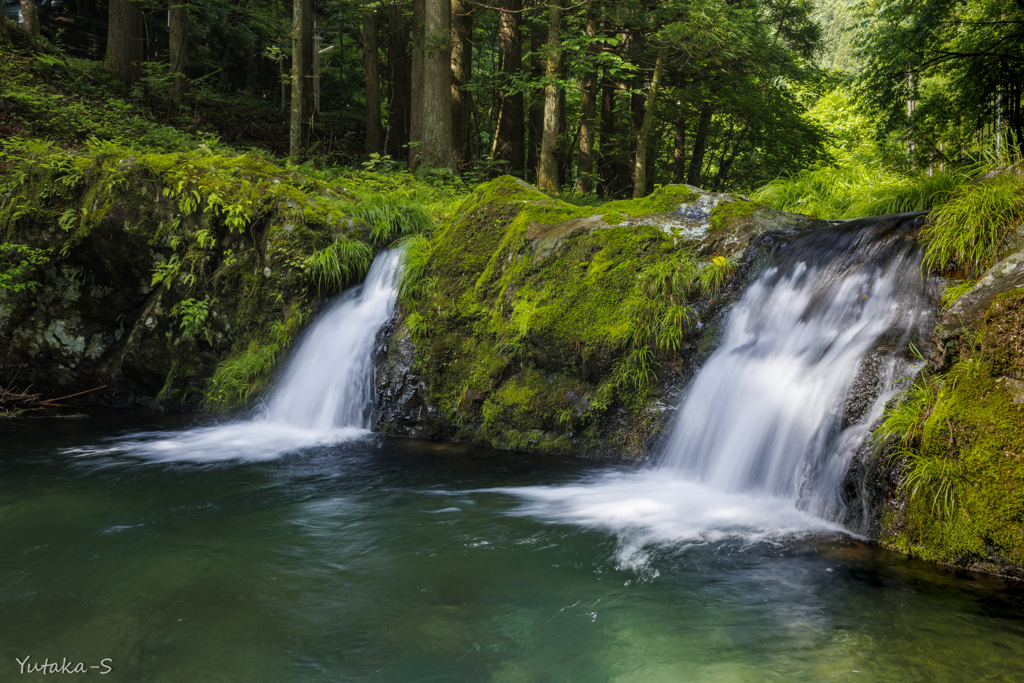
104,0,144,86
451,0,474,166
363,8,382,154
575,2,598,194
19,0,39,36
408,0,426,169
289,0,310,160
169,0,188,110
420,0,454,170
386,5,411,160
491,0,523,175
633,43,667,198
686,101,712,187
537,0,561,192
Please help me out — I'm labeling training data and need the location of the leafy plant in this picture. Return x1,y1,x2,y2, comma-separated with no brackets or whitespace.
171,296,217,344
396,234,434,304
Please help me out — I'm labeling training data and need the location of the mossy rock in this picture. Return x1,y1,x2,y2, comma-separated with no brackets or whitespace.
0,146,385,412
374,176,819,457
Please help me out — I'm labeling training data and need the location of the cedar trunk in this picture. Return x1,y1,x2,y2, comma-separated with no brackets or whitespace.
289,0,307,161
420,0,454,170
103,0,144,86
686,102,712,187
408,0,426,169
20,0,39,36
386,7,411,160
537,2,561,193
491,0,523,175
575,4,598,193
169,1,188,109
363,10,382,154
451,0,474,167
633,45,667,198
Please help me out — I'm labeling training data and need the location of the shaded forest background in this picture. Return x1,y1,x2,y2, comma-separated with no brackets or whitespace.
4,0,1024,199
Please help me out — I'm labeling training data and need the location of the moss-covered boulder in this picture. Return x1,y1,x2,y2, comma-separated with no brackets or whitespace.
879,288,1024,577
0,145,395,412
372,176,820,457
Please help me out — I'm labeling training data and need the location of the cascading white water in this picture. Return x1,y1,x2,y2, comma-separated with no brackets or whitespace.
87,250,402,462
659,223,932,518
493,220,935,565
266,249,402,430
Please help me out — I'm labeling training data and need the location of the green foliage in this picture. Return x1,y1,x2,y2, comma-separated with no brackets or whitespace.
0,243,48,293
302,236,373,294
205,311,306,412
396,234,434,305
940,280,977,309
876,371,941,450
921,172,1024,277
342,193,433,245
171,297,218,345
752,163,965,219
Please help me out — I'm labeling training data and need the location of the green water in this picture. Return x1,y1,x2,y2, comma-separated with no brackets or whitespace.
2,415,1023,682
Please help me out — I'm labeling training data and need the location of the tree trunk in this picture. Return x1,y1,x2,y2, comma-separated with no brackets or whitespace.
289,0,306,161
363,9,382,154
420,0,454,170
633,45,667,199
301,0,314,123
20,0,39,36
527,21,543,179
451,0,473,167
537,1,561,193
574,4,598,193
686,102,712,187
598,82,615,197
491,0,523,175
386,7,411,160
672,102,686,184
103,0,144,87
169,0,188,109
275,0,287,112
408,0,426,169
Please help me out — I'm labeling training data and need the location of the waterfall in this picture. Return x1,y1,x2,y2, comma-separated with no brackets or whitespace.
91,250,402,462
659,221,933,518
493,218,935,564
266,249,402,430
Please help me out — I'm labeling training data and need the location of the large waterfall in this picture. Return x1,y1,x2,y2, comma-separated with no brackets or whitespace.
91,250,402,462
496,219,935,564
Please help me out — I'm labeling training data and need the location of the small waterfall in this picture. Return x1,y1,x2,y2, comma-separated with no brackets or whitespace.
659,221,933,518
88,250,402,462
494,218,935,564
266,249,402,430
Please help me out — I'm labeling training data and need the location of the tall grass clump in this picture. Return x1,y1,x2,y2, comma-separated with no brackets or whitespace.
752,163,967,220
344,193,433,244
920,172,1024,277
302,235,373,294
395,233,433,305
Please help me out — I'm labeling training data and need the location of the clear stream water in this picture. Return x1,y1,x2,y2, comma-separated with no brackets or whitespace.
2,232,1024,681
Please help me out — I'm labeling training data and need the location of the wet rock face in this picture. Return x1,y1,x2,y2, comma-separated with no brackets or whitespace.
372,177,825,458
931,243,1024,372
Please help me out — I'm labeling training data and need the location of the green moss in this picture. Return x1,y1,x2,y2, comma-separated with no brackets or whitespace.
980,288,1024,379
710,197,758,232
879,295,1024,569
394,177,726,454
599,185,700,217
602,211,626,225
